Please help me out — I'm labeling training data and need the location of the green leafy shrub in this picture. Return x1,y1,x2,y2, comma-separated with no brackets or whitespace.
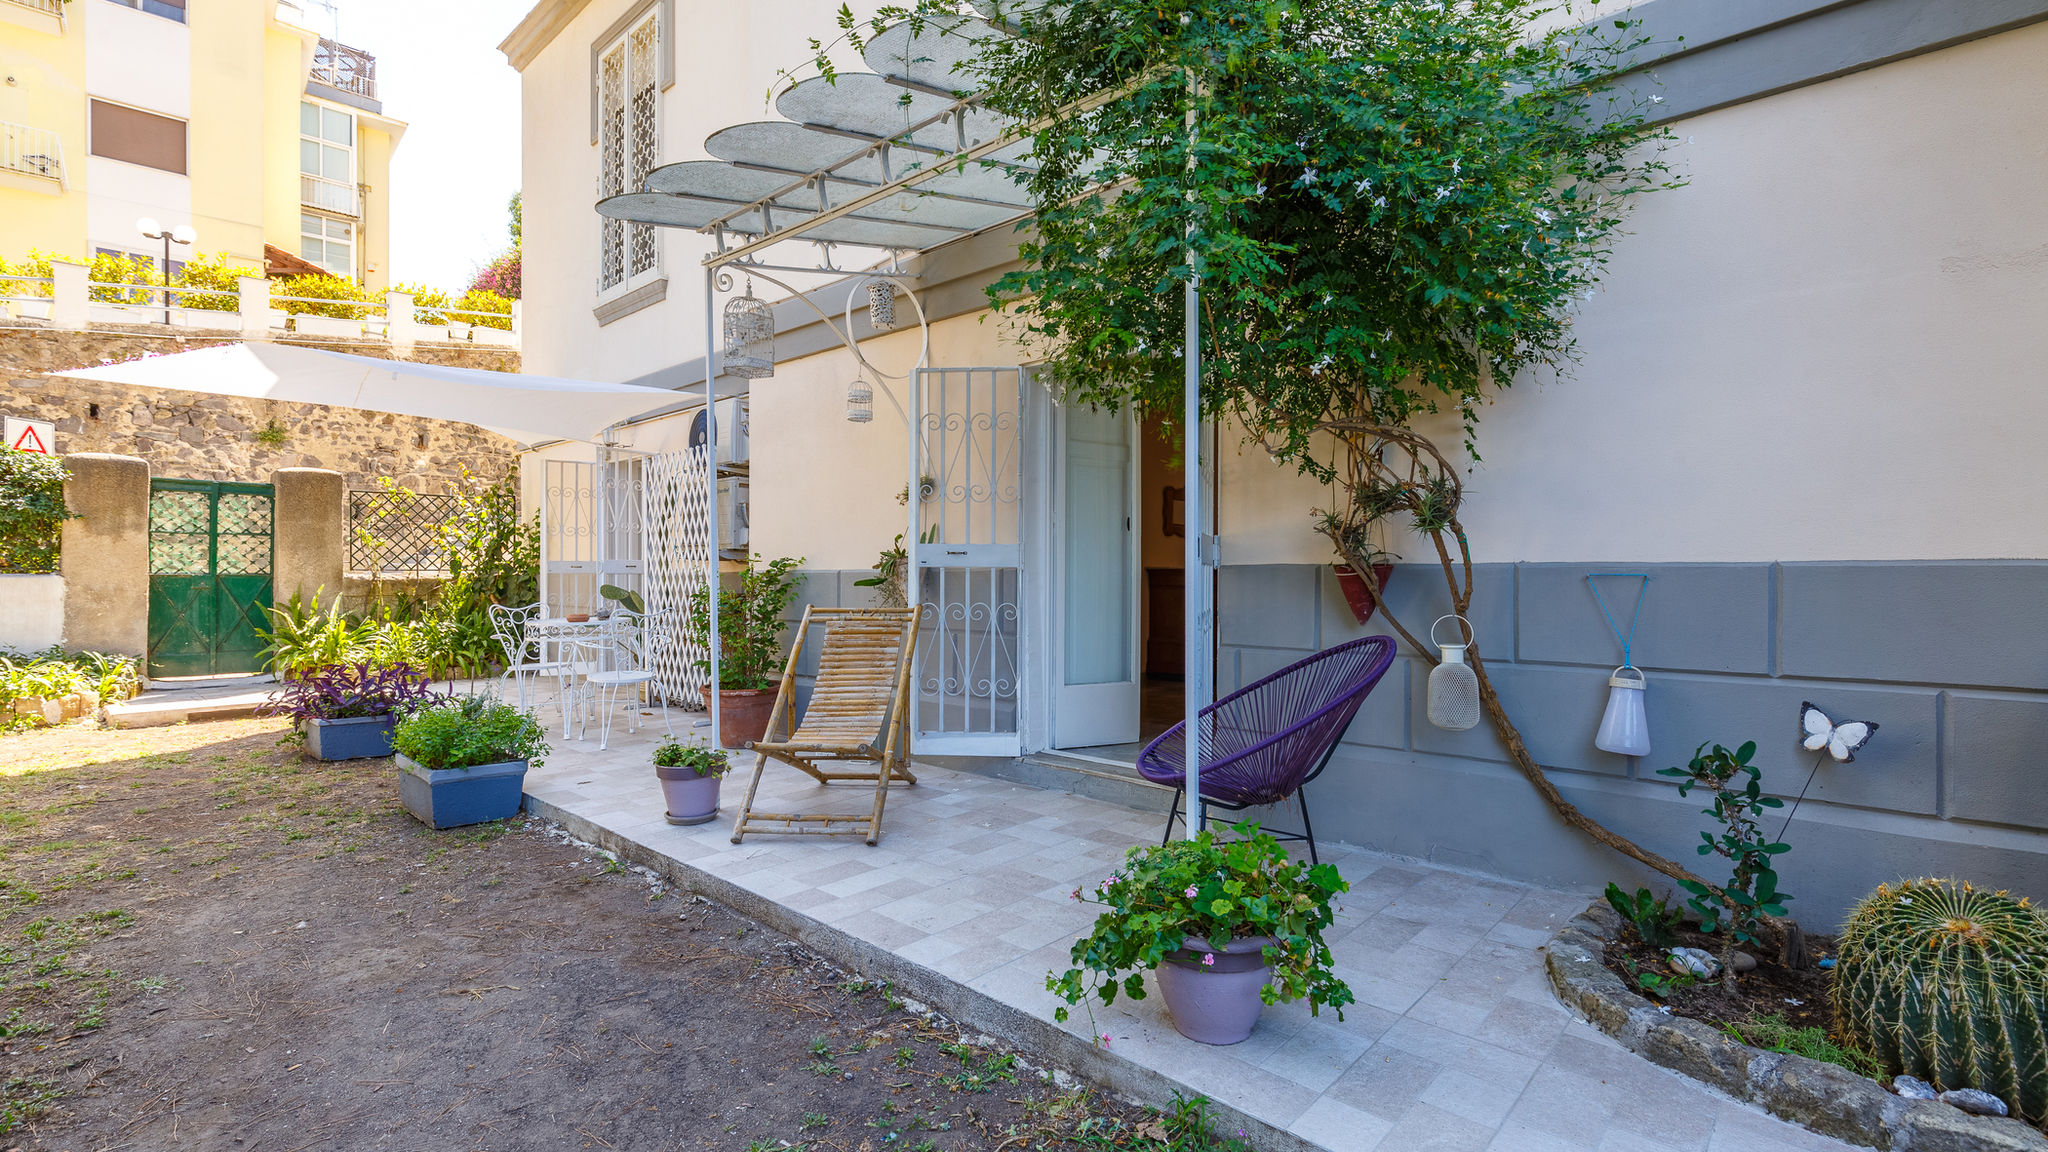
0,250,55,297
652,739,729,777
393,694,548,770
85,251,159,305
173,253,262,312
1656,741,1791,978
258,590,378,679
453,287,514,331
393,281,451,326
0,448,70,574
684,555,803,690
1604,883,1684,950
0,648,139,707
1834,878,2048,1124
1048,823,1352,1022
270,273,376,320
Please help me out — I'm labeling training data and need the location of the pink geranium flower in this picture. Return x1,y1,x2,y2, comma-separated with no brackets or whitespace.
1202,953,1215,966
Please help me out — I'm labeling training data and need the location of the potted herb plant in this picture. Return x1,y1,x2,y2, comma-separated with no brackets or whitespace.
1048,824,1353,1045
390,694,549,829
684,554,803,747
264,661,439,760
652,738,729,825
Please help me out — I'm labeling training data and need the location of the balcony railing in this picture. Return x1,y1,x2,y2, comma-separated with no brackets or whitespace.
301,173,361,217
4,0,66,17
0,121,64,187
311,38,377,102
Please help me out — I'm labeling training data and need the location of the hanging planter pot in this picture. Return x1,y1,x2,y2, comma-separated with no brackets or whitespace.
1331,563,1395,625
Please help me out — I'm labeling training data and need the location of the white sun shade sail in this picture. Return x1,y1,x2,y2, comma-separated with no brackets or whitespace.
55,343,684,447
597,15,1041,264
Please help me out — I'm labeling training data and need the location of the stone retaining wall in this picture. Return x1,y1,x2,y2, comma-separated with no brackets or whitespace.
1544,901,2048,1151
0,324,519,492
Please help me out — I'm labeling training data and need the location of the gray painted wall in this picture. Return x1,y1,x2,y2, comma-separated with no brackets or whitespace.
1219,561,2048,929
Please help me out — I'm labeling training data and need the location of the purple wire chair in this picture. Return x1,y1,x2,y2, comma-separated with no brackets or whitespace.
1136,635,1398,864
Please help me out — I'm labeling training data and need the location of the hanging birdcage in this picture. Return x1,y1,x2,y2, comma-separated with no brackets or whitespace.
845,378,874,424
867,280,896,331
722,280,775,378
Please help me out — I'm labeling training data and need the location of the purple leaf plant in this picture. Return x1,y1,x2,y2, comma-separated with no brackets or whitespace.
263,662,443,725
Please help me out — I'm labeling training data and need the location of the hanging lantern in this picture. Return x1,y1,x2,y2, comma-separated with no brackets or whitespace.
722,279,775,379
867,280,896,330
1426,615,1481,731
845,378,874,424
1594,666,1650,757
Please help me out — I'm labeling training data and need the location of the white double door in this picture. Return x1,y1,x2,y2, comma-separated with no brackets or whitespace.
1050,403,1140,749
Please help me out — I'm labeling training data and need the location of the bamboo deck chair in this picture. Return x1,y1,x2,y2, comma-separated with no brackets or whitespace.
731,606,922,846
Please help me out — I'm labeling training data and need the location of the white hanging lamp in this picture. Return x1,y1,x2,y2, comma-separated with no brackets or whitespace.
866,280,896,331
1594,666,1651,756
1426,614,1481,731
722,279,775,379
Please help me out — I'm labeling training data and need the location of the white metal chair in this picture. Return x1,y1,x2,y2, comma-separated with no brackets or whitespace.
566,609,678,750
490,603,576,737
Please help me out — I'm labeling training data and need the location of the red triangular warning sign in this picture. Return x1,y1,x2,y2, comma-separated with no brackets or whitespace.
11,426,48,453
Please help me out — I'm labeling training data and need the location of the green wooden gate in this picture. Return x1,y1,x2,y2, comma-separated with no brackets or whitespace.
147,480,275,678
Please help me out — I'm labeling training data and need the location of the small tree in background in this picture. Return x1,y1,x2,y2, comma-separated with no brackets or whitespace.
0,447,71,574
467,192,521,300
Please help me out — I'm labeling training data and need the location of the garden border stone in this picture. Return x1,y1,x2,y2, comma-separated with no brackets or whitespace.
1544,900,2048,1151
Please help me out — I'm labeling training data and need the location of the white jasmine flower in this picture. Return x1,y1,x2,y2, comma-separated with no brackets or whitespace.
1300,168,1319,184
1649,94,1665,104
1433,186,1452,201
1372,196,1386,208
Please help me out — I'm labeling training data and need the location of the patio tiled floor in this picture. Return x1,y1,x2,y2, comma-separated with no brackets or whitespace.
521,704,1858,1152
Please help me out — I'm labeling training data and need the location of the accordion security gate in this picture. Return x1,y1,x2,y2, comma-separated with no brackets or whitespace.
541,448,713,709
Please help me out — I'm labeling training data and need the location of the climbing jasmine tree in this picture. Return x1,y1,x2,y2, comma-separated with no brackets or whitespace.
967,0,1708,892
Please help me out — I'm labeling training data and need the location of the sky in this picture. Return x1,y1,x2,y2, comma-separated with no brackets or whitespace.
320,0,528,293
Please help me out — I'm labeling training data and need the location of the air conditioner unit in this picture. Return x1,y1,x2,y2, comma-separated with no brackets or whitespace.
689,397,749,465
717,476,749,551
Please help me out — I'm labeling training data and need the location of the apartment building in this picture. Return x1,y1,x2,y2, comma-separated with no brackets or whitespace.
0,0,405,287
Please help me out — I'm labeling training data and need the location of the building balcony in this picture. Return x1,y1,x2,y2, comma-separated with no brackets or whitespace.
311,38,377,103
0,0,65,34
301,173,360,217
0,121,66,190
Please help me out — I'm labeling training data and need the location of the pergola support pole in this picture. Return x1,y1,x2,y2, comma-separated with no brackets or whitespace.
704,266,723,744
1182,65,1203,838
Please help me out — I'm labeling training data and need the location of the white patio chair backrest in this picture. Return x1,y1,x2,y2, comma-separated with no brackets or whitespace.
594,608,677,675
489,602,547,668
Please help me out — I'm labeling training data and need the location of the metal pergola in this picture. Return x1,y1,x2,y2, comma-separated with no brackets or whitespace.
596,14,1212,833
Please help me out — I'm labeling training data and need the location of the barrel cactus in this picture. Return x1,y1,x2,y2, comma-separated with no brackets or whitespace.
1833,878,2048,1126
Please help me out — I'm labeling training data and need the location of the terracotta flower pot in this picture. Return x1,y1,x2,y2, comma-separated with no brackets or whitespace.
700,686,776,748
1332,563,1396,625
1155,936,1273,1045
655,764,723,825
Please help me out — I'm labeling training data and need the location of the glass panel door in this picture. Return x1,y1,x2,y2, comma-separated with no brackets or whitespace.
1053,404,1138,748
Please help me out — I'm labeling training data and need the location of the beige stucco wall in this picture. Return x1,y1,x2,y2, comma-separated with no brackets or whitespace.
1224,20,2048,565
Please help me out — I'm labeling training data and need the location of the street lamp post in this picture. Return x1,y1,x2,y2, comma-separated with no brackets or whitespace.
136,218,196,325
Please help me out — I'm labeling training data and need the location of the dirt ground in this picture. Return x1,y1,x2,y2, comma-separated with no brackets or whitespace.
1600,918,1835,1034
0,719,1245,1152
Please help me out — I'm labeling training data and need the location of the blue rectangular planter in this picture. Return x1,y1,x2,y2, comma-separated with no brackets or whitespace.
304,715,397,761
396,754,528,829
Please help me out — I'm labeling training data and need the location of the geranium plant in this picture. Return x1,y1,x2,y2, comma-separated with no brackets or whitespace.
1048,823,1352,1021
263,661,440,725
652,738,729,778
392,695,550,771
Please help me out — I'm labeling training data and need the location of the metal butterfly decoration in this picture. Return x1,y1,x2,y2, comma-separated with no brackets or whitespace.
1777,702,1880,841
1799,702,1878,762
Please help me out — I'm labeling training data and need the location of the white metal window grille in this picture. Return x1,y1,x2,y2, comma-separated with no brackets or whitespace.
597,11,660,294
911,367,1025,754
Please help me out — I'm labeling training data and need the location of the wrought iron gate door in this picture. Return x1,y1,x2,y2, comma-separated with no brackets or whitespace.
911,368,1025,755
146,480,274,678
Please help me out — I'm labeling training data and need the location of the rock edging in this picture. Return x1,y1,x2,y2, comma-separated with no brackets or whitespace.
1544,901,2048,1152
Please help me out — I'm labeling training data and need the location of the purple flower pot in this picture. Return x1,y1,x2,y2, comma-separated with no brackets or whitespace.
656,764,723,825
1155,936,1273,1045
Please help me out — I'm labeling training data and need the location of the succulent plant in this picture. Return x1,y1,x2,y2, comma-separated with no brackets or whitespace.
1833,877,2048,1126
